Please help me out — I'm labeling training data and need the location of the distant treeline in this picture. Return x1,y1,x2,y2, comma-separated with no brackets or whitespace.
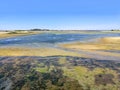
0,29,120,32
30,29,50,31
111,29,120,31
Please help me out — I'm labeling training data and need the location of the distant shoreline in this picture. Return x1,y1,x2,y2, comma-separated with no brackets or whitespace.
0,30,120,39
0,29,120,31
0,31,43,39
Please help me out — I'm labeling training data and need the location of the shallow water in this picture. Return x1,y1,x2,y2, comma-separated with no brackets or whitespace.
0,33,120,48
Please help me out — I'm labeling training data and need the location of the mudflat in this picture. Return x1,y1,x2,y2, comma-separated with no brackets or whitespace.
60,37,120,50
59,37,120,60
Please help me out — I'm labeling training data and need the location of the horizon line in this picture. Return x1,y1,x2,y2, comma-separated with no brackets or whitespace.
0,29,120,31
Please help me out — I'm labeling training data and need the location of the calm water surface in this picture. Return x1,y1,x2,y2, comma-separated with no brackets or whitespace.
0,33,120,48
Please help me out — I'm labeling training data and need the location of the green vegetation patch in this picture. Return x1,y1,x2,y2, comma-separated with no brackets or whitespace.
37,63,45,67
63,66,119,90
34,67,48,73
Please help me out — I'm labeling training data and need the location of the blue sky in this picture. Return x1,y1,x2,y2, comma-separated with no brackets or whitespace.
0,0,120,30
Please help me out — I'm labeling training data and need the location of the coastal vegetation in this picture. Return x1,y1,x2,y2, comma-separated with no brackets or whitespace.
0,56,120,90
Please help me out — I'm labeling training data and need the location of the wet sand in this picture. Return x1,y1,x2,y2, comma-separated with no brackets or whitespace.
60,37,120,50
59,37,120,61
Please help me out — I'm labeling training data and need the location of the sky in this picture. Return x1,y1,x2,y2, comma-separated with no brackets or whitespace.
0,0,120,30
